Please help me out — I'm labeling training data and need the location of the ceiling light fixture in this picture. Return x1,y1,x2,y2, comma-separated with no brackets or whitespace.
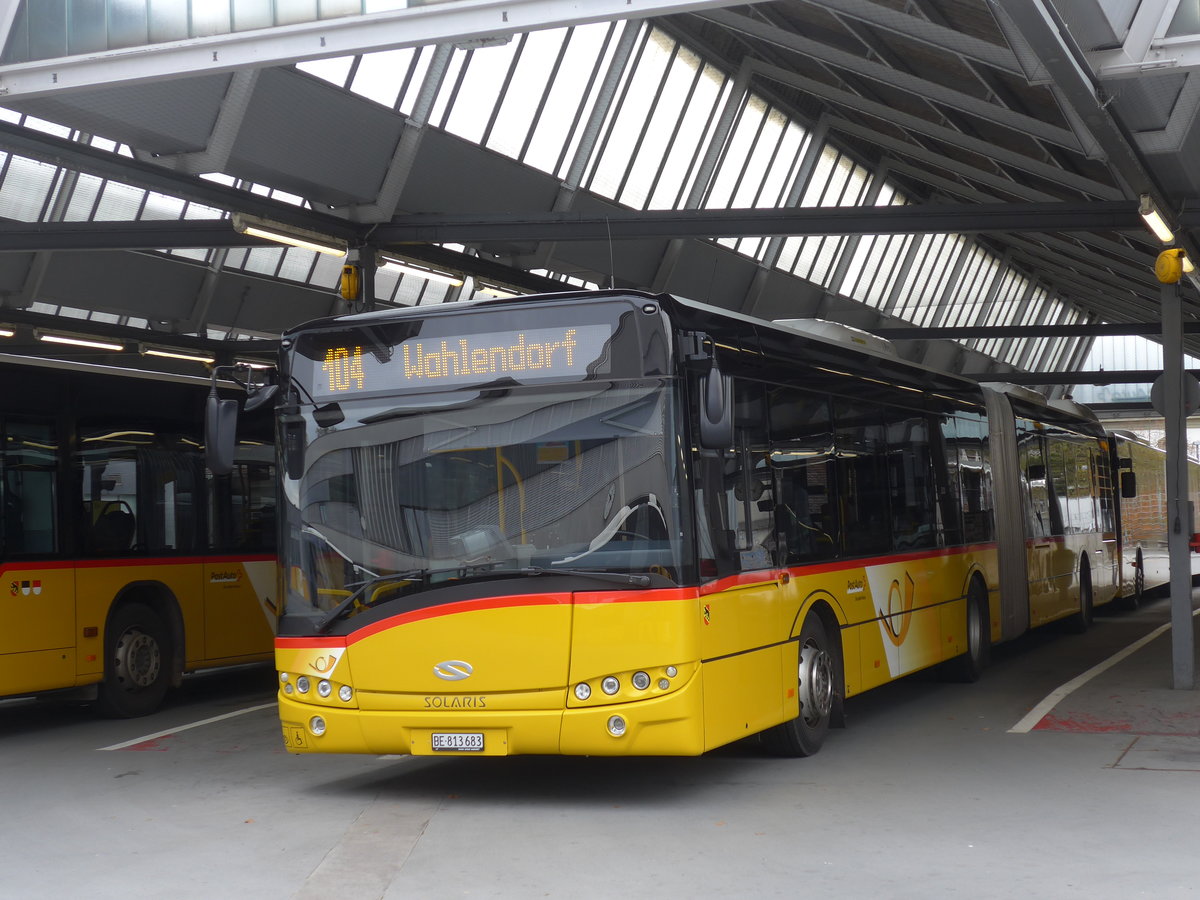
142,346,216,364
38,332,124,351
1138,194,1175,244
476,283,520,299
232,213,347,257
377,255,465,286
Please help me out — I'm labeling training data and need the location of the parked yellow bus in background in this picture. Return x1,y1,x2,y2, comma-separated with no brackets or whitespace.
0,357,276,717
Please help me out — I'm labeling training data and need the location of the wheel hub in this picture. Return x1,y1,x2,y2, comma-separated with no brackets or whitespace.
798,639,833,725
114,628,161,689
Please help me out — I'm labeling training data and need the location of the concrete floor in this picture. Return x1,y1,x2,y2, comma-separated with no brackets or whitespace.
2,593,1197,900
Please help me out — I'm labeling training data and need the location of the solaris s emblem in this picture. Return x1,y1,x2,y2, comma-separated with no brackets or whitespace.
433,660,474,681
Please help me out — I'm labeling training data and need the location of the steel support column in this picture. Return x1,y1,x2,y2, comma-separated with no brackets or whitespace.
1161,278,1196,690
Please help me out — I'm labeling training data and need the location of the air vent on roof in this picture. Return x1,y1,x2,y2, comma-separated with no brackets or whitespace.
771,318,898,358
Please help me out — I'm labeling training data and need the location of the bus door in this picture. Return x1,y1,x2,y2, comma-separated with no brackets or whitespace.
695,386,789,746
205,454,276,660
1019,431,1067,624
0,419,76,694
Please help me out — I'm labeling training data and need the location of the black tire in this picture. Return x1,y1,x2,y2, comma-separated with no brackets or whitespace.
95,602,172,718
762,613,836,757
1122,550,1145,611
944,579,990,683
1065,562,1094,634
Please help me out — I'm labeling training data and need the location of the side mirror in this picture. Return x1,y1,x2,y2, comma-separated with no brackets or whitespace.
1120,470,1136,499
698,369,734,449
205,387,238,476
244,383,279,413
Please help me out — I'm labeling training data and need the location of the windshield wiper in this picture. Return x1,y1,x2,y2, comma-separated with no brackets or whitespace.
486,566,652,587
315,569,426,633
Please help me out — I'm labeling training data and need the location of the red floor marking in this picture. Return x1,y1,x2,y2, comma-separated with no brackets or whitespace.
1033,713,1132,733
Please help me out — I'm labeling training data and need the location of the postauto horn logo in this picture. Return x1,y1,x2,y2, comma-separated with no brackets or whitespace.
433,660,474,681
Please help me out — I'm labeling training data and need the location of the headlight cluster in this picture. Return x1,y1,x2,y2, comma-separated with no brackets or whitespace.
571,664,681,706
279,671,356,707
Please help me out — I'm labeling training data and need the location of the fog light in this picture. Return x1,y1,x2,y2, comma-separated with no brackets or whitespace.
309,716,326,736
666,665,678,677
296,675,310,694
607,715,627,737
317,679,332,698
574,682,592,701
338,685,353,702
601,676,620,695
631,671,650,690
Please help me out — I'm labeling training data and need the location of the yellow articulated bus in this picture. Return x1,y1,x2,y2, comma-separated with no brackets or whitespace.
241,289,1147,758
0,357,276,717
1108,431,1200,606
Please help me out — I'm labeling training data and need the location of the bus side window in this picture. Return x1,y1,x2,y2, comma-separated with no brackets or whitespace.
212,460,275,552
767,387,838,563
834,400,891,558
76,429,140,555
1,419,58,556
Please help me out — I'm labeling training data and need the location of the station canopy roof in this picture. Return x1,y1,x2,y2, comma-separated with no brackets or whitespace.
0,0,1199,396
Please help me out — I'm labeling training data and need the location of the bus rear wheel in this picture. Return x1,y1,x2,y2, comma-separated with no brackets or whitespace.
96,602,172,718
762,613,835,757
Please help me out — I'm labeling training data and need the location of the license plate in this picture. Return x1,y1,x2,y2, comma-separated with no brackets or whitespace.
431,732,484,751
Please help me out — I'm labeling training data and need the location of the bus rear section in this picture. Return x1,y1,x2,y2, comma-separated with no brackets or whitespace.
0,361,277,716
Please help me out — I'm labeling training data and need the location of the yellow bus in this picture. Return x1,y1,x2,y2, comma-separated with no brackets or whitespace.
0,356,276,717
250,289,1133,757
1109,430,1200,605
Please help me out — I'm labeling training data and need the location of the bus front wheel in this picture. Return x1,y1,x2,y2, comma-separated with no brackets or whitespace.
96,602,172,718
762,613,835,757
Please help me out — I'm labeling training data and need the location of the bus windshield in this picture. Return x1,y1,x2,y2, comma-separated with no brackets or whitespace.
282,379,687,620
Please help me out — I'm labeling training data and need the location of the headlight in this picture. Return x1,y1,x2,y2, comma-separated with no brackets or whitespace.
601,676,620,695
317,680,332,698
574,682,592,701
338,685,353,702
296,675,310,694
631,671,650,690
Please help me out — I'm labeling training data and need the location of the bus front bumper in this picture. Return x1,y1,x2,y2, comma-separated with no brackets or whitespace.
277,676,707,757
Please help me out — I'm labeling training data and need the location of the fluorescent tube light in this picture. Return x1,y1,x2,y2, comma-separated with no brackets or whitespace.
1138,195,1175,244
39,333,124,351
232,213,346,256
378,256,464,286
143,347,216,364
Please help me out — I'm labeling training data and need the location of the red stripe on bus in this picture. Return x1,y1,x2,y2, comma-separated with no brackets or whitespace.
0,554,275,576
698,543,999,595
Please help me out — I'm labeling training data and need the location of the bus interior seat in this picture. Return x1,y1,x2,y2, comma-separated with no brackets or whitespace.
90,507,136,552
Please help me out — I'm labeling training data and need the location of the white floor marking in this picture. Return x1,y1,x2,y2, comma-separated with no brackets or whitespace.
1008,608,1200,734
97,701,277,751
